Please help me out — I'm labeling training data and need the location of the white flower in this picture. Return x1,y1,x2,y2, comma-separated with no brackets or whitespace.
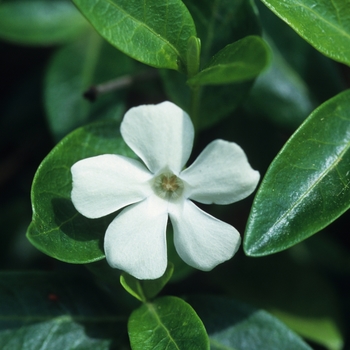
71,101,259,280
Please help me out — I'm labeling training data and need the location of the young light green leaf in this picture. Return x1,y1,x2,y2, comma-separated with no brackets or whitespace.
187,36,271,86
260,0,350,66
187,296,312,350
72,0,196,72
27,121,136,263
0,0,89,45
0,272,127,349
244,90,350,256
128,296,209,350
120,262,174,302
45,30,132,140
186,36,201,78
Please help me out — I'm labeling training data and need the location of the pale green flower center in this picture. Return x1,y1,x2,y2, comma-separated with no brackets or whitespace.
153,173,184,199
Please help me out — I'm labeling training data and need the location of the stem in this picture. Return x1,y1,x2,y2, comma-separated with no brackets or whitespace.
190,85,201,131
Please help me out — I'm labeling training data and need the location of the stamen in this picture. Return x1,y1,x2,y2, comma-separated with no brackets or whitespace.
153,173,184,199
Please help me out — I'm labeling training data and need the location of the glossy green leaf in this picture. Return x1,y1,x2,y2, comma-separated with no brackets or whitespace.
72,0,196,72
0,271,128,349
187,296,312,350
187,36,271,86
244,90,350,256
27,120,136,263
45,30,133,140
120,262,174,302
244,36,315,129
0,0,89,45
260,0,350,66
128,296,209,350
161,0,261,128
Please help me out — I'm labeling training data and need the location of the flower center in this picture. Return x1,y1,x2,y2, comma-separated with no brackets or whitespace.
153,173,184,200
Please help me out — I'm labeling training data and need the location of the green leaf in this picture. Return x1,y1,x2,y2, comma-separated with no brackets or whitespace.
120,262,174,302
260,0,350,66
0,0,89,45
244,90,350,256
183,0,262,64
187,296,312,350
244,36,315,129
128,296,209,350
210,249,344,350
72,0,196,73
0,271,128,349
186,36,201,78
45,30,133,140
27,120,136,263
187,36,271,86
161,0,262,128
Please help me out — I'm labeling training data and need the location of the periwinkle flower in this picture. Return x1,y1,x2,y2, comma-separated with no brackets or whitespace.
71,101,259,279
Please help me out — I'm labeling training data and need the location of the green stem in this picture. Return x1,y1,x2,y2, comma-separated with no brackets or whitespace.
190,85,201,132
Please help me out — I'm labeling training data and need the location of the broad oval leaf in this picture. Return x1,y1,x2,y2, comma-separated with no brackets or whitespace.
187,296,312,350
72,0,196,72
128,296,209,350
0,0,89,45
244,90,350,256
27,120,136,263
120,262,174,302
45,30,132,140
187,36,271,86
0,271,128,349
260,0,350,66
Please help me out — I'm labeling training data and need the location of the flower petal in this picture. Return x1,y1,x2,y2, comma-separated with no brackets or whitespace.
104,195,169,280
181,139,260,204
121,101,194,174
169,200,241,271
71,154,153,219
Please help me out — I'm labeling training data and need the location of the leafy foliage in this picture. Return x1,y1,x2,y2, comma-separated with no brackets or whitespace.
0,272,128,349
0,0,89,45
128,296,209,350
72,0,197,72
27,121,136,263
1,0,350,348
244,90,350,256
260,0,350,66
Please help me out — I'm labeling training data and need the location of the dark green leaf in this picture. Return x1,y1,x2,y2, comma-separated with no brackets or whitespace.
72,0,196,72
128,296,209,350
161,0,261,128
27,121,136,263
0,271,128,349
0,0,89,45
210,249,344,350
244,36,315,129
45,30,133,140
187,296,312,350
244,90,350,256
120,262,174,302
183,0,262,64
187,36,271,86
260,0,350,66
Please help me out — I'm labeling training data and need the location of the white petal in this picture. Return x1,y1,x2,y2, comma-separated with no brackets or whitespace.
121,101,194,174
71,154,153,219
181,139,260,204
169,200,241,271
104,195,169,280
